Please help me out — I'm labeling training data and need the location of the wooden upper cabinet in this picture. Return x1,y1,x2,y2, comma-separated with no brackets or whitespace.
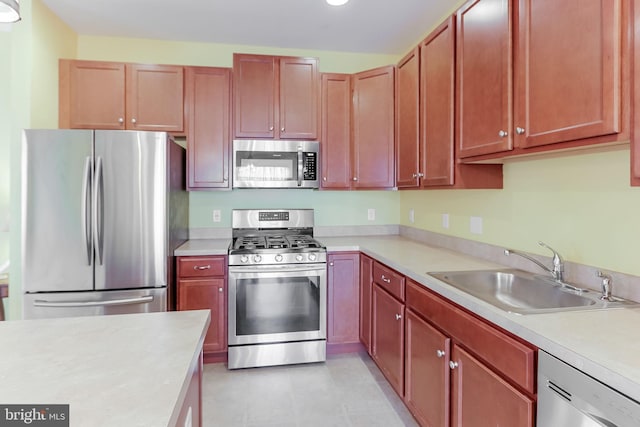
456,0,513,159
421,16,456,187
321,73,352,189
59,60,126,129
515,0,623,149
352,65,396,189
185,67,231,190
59,59,184,132
633,0,640,186
233,53,319,139
125,64,184,132
396,48,420,189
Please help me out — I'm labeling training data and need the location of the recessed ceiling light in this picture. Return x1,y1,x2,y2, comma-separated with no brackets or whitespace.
326,0,349,6
0,0,20,23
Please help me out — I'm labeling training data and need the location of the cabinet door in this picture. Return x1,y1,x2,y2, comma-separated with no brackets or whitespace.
405,309,451,427
59,59,126,129
233,54,277,138
327,252,360,345
634,0,640,186
279,57,319,139
178,278,226,353
396,48,420,188
421,16,455,187
185,67,231,190
515,0,622,149
359,254,373,354
372,284,404,396
457,0,513,158
321,73,352,189
450,345,535,427
352,66,396,189
125,64,184,132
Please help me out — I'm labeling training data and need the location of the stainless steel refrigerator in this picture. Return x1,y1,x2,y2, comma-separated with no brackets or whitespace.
21,130,188,319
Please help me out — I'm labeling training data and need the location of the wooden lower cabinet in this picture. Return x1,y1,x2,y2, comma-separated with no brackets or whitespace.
372,283,405,396
177,256,227,360
405,308,450,427
359,255,373,354
174,352,203,427
451,345,535,427
327,252,361,349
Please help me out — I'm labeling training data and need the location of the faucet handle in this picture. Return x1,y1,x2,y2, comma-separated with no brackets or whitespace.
538,241,564,280
596,270,614,301
538,241,563,261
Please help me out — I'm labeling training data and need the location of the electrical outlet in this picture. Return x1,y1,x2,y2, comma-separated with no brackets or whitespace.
470,216,483,234
213,210,221,223
409,209,415,223
442,213,450,229
367,208,376,221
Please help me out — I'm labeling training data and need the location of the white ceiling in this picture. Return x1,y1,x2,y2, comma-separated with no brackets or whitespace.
40,0,455,55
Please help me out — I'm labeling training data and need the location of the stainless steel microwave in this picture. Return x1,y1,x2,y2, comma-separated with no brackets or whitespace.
232,140,320,189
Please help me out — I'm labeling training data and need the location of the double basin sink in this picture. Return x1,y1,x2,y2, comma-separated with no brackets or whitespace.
428,269,636,315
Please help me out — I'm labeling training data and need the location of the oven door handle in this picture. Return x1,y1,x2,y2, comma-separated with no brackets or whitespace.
229,265,326,274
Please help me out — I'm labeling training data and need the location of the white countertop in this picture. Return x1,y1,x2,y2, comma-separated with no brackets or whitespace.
175,238,230,256
0,310,210,427
318,235,640,403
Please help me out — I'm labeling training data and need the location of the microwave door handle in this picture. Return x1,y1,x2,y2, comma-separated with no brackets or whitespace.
297,147,303,187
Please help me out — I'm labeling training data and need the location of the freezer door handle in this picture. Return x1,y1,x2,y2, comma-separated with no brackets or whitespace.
33,295,154,308
93,156,104,265
81,156,92,265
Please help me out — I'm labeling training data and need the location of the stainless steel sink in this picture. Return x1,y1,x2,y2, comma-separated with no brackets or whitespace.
428,269,636,315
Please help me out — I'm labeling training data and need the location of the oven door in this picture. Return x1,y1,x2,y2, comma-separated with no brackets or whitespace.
228,263,327,345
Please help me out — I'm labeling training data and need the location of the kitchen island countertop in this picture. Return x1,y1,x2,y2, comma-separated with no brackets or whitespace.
176,234,640,403
0,310,210,427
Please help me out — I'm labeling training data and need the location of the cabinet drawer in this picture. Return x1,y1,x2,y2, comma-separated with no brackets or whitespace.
406,279,536,394
373,262,405,302
178,256,226,278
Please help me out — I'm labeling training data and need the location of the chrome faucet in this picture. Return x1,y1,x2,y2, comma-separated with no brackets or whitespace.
596,270,615,301
504,241,564,282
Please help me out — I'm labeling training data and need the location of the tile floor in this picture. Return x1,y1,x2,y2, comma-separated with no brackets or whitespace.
202,351,420,426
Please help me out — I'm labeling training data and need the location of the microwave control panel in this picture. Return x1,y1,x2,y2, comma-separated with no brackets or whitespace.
303,153,317,181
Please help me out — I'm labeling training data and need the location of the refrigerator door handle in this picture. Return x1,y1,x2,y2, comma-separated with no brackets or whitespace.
81,156,92,265
93,156,104,265
33,295,154,308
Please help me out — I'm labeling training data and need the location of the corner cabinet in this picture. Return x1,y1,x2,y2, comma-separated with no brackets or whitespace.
59,59,184,132
185,67,231,190
352,66,396,189
233,53,319,140
327,252,361,351
320,73,352,189
177,256,227,360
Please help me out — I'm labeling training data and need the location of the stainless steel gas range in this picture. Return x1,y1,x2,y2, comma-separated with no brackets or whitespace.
227,209,327,369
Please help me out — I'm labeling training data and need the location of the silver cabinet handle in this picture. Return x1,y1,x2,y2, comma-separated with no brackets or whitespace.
436,350,445,358
516,127,525,135
118,117,124,124
381,275,391,283
498,130,508,138
449,361,459,370
395,313,402,320
194,265,211,270
131,118,137,124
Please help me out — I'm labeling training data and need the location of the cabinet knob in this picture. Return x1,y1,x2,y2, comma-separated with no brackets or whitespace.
516,126,526,135
381,275,391,283
412,173,418,178
323,177,327,181
436,349,445,358
281,127,285,132
329,262,334,266
449,361,459,370
193,265,211,270
218,287,223,293
353,177,358,181
498,130,508,138
269,126,274,131
395,313,402,320
131,118,137,124
118,117,124,124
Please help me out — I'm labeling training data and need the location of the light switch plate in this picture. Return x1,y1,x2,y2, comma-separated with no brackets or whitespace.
470,216,483,234
213,210,221,223
442,213,449,229
367,208,376,221
409,209,415,223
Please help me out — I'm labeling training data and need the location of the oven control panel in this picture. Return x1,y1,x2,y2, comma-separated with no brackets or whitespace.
259,211,290,221
229,251,326,266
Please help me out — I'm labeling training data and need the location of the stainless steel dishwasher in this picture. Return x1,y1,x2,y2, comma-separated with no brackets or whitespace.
537,351,640,426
